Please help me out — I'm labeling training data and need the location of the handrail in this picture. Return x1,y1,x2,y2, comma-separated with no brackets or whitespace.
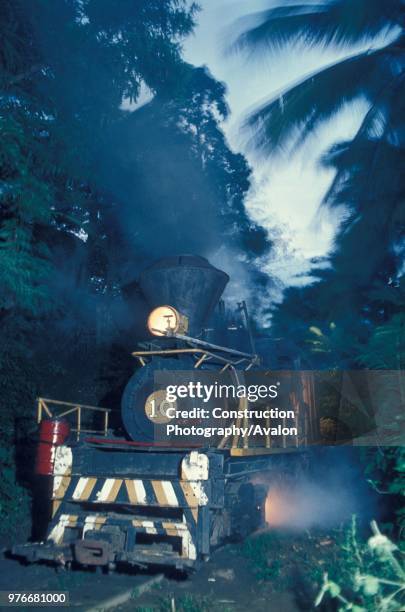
37,397,111,439
132,346,259,370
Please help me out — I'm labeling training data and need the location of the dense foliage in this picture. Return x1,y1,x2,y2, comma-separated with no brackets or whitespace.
233,0,404,370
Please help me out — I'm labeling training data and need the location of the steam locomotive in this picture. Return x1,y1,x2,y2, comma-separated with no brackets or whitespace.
13,255,319,571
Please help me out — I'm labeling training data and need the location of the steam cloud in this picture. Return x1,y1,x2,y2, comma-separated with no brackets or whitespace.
263,450,376,530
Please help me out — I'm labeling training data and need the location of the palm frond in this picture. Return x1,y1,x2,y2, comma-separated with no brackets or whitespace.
320,73,405,210
231,0,402,55
244,45,400,154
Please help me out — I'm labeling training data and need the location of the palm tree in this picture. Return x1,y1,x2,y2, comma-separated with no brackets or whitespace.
232,1,404,154
231,1,404,265
232,1,405,366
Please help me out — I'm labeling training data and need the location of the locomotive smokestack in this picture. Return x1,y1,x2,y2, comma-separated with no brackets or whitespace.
139,255,229,336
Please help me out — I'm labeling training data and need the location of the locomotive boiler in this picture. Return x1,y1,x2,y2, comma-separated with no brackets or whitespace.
13,255,319,572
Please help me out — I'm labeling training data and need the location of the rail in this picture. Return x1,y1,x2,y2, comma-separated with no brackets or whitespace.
132,342,259,371
37,397,111,439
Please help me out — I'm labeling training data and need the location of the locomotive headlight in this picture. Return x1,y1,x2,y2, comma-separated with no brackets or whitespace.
147,305,188,336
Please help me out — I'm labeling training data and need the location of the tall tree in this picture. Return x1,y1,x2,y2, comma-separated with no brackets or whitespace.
233,0,404,157
232,0,405,366
0,0,199,317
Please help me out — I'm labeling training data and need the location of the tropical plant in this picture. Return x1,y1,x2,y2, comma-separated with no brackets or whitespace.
232,0,404,160
235,1,405,368
315,519,405,611
1,0,200,317
232,0,405,273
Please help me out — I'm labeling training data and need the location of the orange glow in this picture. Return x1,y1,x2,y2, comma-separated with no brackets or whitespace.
265,488,295,527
